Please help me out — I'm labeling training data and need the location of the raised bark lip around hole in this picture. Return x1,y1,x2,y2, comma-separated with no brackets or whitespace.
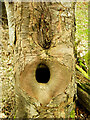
35,63,50,83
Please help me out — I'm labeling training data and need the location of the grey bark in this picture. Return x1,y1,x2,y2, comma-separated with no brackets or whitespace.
4,2,15,46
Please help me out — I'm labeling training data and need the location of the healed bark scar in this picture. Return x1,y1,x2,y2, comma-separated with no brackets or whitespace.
36,4,52,50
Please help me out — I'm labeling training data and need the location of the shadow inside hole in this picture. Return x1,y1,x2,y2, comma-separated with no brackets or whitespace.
35,63,50,83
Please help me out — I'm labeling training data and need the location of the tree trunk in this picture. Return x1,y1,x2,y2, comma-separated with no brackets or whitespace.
76,70,90,112
5,2,76,118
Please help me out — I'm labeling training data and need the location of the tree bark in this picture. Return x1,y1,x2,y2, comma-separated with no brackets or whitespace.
4,2,15,46
76,70,90,112
5,2,76,118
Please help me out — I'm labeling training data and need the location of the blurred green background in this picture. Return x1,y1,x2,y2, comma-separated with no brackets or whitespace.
75,2,88,74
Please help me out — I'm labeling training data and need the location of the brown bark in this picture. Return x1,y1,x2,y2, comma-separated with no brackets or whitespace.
5,2,76,118
76,70,90,112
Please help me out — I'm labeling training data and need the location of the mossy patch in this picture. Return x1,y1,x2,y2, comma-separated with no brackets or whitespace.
70,109,75,118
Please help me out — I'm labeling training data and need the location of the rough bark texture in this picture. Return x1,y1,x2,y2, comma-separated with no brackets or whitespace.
5,2,76,118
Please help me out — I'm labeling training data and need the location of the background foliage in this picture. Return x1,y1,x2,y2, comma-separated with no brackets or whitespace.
75,2,88,73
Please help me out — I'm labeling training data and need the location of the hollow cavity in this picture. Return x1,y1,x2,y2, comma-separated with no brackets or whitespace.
35,63,50,83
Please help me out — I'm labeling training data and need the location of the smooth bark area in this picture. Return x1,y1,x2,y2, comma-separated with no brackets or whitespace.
5,2,76,118
4,2,15,46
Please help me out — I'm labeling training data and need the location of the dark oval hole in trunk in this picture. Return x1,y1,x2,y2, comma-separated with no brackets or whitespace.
35,63,50,83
